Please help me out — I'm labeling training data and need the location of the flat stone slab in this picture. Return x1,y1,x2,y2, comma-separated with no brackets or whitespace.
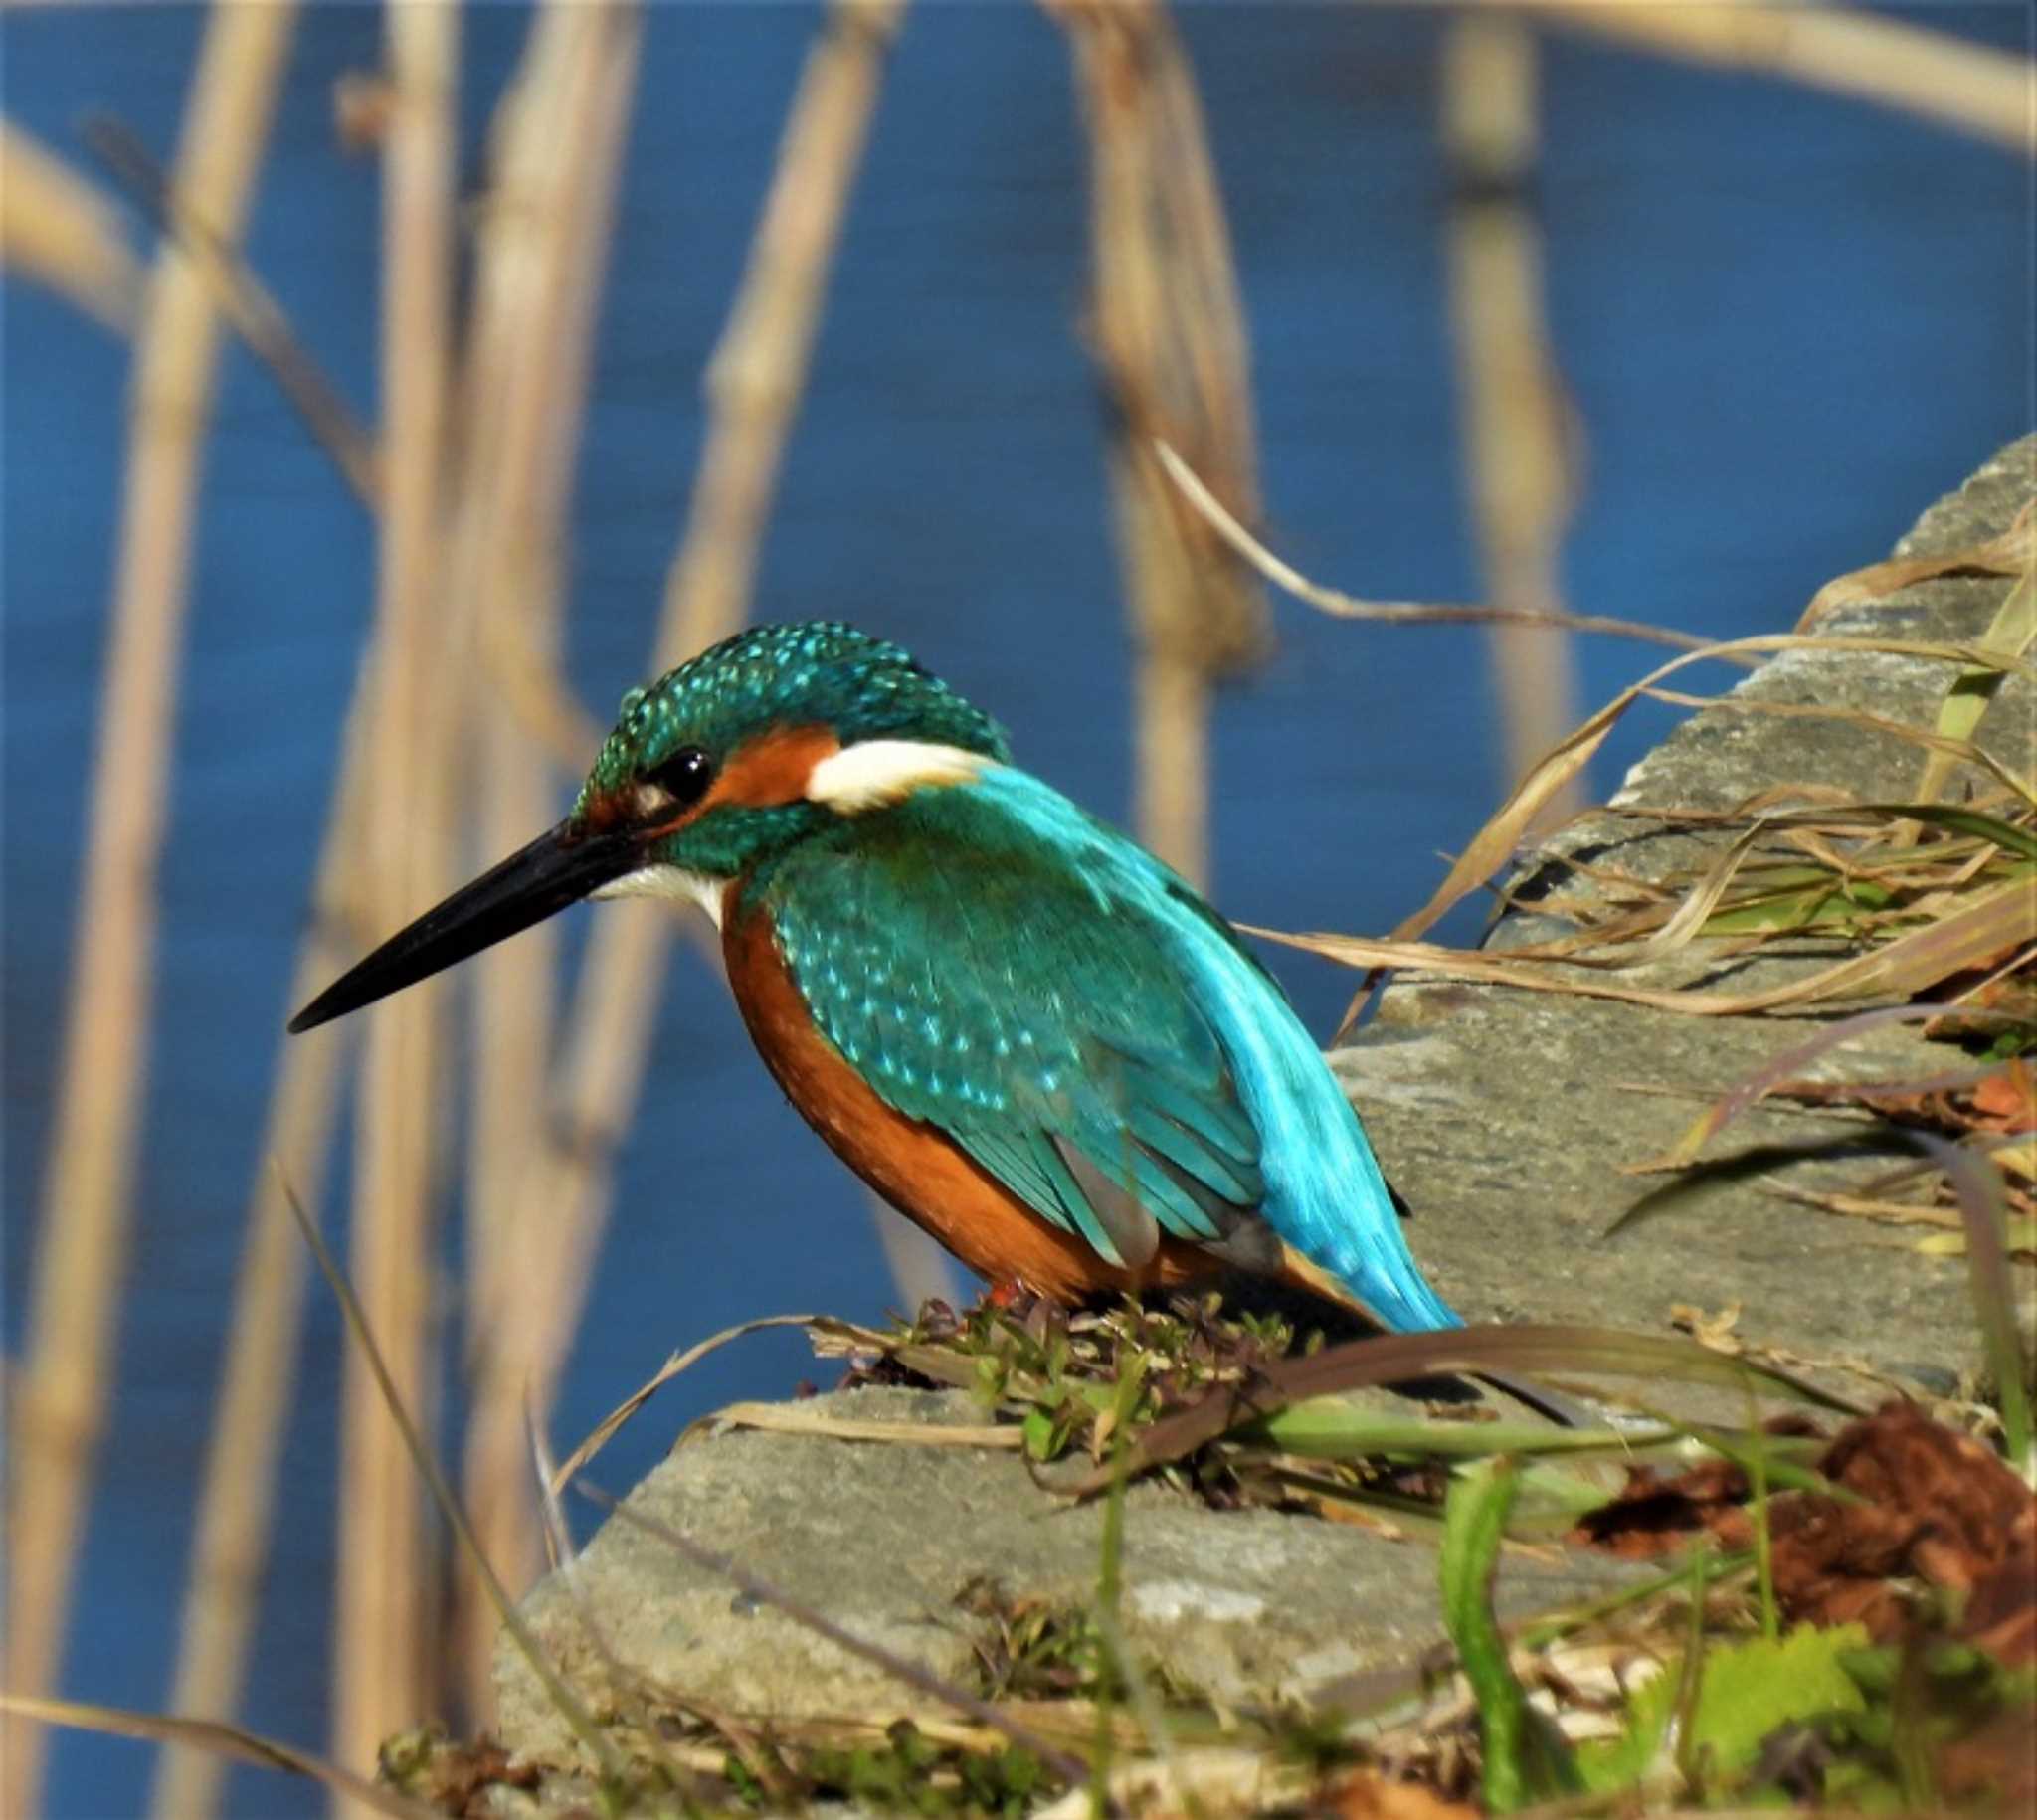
1343,435,2032,1395
494,1385,1634,1767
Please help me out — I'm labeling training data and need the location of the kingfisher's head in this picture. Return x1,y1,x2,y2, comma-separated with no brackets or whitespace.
289,622,1009,1033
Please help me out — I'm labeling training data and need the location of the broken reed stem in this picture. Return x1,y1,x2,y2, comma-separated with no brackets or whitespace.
2,10,295,1817
454,0,642,1725
149,656,380,1820
0,118,142,331
1442,15,1582,828
334,0,458,1794
474,0,910,1423
1513,0,2032,154
1050,0,1267,890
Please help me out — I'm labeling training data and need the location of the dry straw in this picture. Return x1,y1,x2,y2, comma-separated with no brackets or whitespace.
1049,0,1266,890
149,672,376,1820
462,0,914,1567
333,0,460,1792
139,92,392,1816
450,0,643,1718
1442,15,1581,823
1516,0,2032,152
0,119,141,331
3,9,295,1816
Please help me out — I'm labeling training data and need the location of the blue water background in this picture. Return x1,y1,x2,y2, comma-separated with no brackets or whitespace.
4,5,2028,1813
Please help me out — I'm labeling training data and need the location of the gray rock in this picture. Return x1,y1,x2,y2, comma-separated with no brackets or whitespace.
494,1385,1633,1771
1344,435,2032,1388
489,439,2033,1793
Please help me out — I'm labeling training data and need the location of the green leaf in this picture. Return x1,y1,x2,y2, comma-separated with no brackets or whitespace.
1020,1406,1061,1462
1576,1624,1870,1797
1894,803,2037,861
1440,1460,1580,1812
1250,1398,1646,1460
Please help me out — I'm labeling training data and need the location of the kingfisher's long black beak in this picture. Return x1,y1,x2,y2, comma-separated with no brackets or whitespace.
287,819,643,1034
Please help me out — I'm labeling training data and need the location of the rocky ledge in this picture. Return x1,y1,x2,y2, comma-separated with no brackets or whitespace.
485,438,2033,1805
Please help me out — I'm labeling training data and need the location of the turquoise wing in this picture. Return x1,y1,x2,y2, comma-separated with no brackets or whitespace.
753,765,1462,1334
762,791,1264,1268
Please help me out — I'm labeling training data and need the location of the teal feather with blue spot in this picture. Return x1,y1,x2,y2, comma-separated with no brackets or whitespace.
748,764,1461,1334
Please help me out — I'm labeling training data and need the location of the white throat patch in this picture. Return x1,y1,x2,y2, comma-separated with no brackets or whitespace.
805,740,990,815
589,865,728,929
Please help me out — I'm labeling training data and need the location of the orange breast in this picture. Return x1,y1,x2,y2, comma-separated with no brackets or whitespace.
720,897,1213,1303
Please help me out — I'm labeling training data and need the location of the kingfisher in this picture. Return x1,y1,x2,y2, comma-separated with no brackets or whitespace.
290,621,1463,1338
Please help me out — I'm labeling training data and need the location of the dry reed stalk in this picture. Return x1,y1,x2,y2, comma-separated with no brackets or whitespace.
82,117,383,508
149,662,380,1820
449,1,641,1721
2,10,295,1816
1441,16,1581,827
118,98,392,1816
465,0,910,1446
1511,0,2032,154
1048,0,1266,890
333,0,459,1793
0,119,142,331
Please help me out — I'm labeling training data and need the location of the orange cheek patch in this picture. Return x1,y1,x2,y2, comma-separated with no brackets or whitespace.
706,724,841,812
637,723,842,840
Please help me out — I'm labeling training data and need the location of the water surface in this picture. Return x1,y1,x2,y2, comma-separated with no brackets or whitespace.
3,6,2027,1812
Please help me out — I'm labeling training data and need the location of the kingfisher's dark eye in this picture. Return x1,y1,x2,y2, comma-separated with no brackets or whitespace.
644,745,714,807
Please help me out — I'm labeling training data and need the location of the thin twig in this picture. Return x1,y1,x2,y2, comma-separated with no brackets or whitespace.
282,1180,626,1785
2,1693,441,1820
1155,439,1713,653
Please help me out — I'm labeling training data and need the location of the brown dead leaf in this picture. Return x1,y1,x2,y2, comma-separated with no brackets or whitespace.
1573,1407,1827,1557
1937,1704,2037,1811
1958,1542,2037,1672
1579,1402,2036,1647
1795,498,2034,631
1324,1770,1480,1820
395,1733,540,1819
1573,1453,1756,1559
1670,1300,1745,1350
1812,1404,2032,1603
1969,1058,2037,1134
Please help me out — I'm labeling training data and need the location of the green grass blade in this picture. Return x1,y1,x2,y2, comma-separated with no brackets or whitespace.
1250,1399,1662,1460
1917,1134,2033,1474
1073,1324,1862,1493
1440,1460,1580,1811
1915,554,2036,807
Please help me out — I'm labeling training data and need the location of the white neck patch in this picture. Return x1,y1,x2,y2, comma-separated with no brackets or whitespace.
805,740,990,815
590,865,729,929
